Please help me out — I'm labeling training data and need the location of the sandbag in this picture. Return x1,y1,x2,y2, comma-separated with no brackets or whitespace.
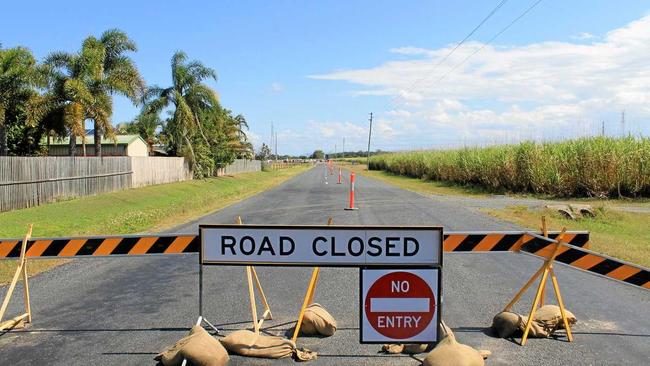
220,330,294,359
535,305,577,330
301,303,337,336
381,343,428,354
155,325,229,366
492,305,577,339
492,312,523,338
422,324,486,366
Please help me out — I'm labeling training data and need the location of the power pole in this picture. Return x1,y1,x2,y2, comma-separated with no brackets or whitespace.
366,112,373,168
342,138,345,160
270,122,274,160
621,110,626,137
275,132,278,162
601,121,605,136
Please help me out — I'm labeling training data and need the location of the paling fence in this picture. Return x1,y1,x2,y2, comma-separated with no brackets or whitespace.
0,157,191,212
217,159,261,176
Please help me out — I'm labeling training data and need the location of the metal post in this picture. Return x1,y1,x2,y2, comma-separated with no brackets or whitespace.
366,112,373,168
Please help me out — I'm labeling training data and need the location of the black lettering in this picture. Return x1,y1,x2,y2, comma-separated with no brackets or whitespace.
331,236,346,256
257,237,276,255
367,237,382,257
240,236,255,255
279,236,295,255
313,237,327,256
221,236,236,255
386,237,400,256
348,237,364,256
404,237,419,256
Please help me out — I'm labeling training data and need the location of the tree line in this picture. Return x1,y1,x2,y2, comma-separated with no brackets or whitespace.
0,29,253,178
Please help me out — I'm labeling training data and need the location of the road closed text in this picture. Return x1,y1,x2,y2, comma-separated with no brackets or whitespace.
201,226,442,266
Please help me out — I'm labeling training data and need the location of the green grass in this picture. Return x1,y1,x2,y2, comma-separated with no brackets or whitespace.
343,163,489,197
0,165,309,283
344,163,649,268
369,136,650,198
484,206,650,268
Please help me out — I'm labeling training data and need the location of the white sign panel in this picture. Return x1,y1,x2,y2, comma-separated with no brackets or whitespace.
361,268,440,343
200,225,442,266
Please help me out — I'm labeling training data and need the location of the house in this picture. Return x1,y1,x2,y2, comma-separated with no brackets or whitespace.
46,134,149,157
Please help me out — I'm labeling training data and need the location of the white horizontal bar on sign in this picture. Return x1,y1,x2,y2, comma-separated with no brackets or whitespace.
370,298,429,312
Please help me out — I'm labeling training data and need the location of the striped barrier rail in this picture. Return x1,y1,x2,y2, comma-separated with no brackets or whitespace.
0,231,588,258
522,232,650,290
2,230,646,289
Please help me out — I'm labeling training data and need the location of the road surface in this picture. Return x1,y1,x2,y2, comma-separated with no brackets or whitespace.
1,165,649,365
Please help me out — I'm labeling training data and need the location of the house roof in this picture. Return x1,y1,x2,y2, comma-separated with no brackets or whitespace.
47,134,146,146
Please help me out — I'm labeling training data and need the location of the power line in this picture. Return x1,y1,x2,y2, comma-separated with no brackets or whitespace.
431,0,543,87
391,0,509,105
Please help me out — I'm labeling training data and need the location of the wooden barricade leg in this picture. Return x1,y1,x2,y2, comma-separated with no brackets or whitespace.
539,216,548,308
502,227,574,346
291,217,332,343
0,224,33,331
236,216,273,333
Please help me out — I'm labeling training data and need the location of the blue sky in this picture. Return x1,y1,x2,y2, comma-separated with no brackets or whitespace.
2,1,650,155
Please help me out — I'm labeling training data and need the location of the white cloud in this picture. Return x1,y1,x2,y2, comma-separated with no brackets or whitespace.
571,32,597,40
271,82,284,92
310,15,650,148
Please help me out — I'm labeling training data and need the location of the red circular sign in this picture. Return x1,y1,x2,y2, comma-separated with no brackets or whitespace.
365,271,435,339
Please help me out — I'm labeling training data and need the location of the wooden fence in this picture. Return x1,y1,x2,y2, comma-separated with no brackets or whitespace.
0,157,190,212
216,159,261,176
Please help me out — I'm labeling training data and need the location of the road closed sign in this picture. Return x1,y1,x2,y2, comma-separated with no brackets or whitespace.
200,225,442,266
361,268,440,343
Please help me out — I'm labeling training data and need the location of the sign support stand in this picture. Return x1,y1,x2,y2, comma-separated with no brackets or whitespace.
291,217,332,343
503,226,574,346
236,216,273,334
0,224,33,332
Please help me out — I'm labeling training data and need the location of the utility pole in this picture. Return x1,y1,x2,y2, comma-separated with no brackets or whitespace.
270,122,274,160
342,138,345,160
366,112,373,168
601,121,605,136
275,132,278,162
621,110,626,137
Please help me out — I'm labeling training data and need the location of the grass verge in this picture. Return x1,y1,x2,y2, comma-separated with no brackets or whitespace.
343,163,489,197
0,165,310,283
343,163,649,268
484,206,650,268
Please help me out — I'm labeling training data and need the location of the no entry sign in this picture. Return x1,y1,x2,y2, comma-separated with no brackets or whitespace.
200,225,442,266
361,268,440,343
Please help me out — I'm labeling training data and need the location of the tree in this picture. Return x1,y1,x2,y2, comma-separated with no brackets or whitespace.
311,150,325,159
257,143,272,160
44,30,144,157
0,46,45,156
145,51,218,164
93,29,145,157
118,112,162,155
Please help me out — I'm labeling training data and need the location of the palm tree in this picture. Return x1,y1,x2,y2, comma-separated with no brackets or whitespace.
93,29,144,157
45,38,106,156
0,46,44,156
145,51,218,162
120,112,161,155
45,30,144,157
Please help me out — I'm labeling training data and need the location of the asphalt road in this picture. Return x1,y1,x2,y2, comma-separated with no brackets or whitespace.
1,165,649,365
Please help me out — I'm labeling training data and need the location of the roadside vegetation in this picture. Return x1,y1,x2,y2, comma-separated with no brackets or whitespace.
0,165,309,283
0,30,254,178
345,163,650,268
369,137,650,198
485,206,650,268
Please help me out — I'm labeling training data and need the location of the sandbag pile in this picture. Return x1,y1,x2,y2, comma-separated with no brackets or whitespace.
220,329,317,361
422,324,490,366
300,303,337,336
155,325,229,366
492,305,577,339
